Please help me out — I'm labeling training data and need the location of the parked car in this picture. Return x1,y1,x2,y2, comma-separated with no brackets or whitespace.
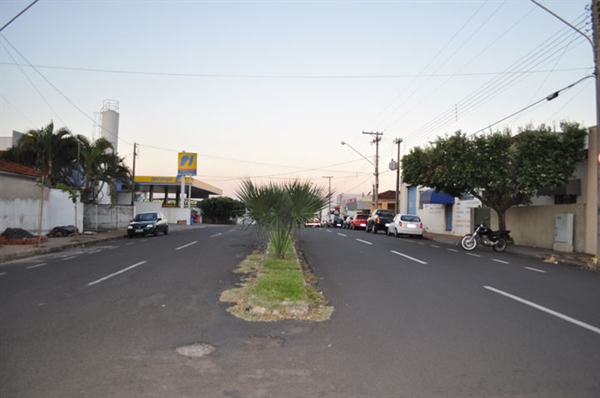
127,211,169,238
350,214,369,230
305,218,322,227
342,216,352,229
366,209,395,234
387,214,424,238
331,215,343,228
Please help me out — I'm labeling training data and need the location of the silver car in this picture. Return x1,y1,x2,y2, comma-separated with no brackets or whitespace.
387,214,424,238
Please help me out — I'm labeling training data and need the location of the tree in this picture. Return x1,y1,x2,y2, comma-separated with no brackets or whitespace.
75,135,131,204
401,122,588,231
198,197,246,224
237,179,329,259
3,121,78,186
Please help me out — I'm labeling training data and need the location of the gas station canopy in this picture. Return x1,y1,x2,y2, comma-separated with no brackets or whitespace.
134,176,222,200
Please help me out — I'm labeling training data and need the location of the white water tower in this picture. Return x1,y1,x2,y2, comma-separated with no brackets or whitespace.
97,100,120,204
100,99,119,154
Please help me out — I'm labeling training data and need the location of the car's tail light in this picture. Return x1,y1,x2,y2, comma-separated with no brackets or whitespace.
399,222,403,227
420,223,423,228
376,216,381,224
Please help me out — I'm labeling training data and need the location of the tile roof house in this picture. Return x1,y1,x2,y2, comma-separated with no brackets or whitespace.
0,158,42,179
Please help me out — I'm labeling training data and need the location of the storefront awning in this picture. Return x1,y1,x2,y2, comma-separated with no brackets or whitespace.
420,189,455,204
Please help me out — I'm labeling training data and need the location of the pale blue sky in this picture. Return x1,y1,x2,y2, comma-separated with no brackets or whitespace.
1,0,595,198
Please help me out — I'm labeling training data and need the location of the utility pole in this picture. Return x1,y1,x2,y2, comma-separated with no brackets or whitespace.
362,131,383,211
130,142,138,206
393,137,403,213
323,176,333,221
531,0,600,257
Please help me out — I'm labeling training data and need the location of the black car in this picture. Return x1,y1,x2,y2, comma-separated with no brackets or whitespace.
127,211,169,238
366,209,395,234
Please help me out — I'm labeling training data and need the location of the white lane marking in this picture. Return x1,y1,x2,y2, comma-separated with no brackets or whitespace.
417,242,426,245
484,286,600,335
176,241,198,250
126,242,135,246
326,230,333,233
0,272,6,276
431,245,440,248
88,261,147,286
391,250,428,265
62,256,77,261
492,259,510,264
26,263,46,269
210,233,222,238
356,239,372,245
467,253,481,258
525,267,546,273
337,233,347,237
447,248,459,252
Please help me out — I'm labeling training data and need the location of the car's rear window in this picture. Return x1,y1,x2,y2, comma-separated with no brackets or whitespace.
356,215,368,219
379,211,395,216
400,215,421,222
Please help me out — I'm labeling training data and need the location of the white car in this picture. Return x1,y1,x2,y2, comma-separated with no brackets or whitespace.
387,214,424,238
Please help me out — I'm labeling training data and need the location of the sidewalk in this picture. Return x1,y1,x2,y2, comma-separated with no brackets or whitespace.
0,223,207,265
1,226,597,270
423,231,598,270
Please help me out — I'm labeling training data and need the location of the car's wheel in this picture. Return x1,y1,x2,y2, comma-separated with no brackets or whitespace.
153,229,158,237
386,228,391,236
164,226,169,235
372,226,377,234
365,224,369,232
128,234,133,239
393,229,398,238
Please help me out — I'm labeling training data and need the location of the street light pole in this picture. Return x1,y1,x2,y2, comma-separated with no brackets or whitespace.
341,141,377,211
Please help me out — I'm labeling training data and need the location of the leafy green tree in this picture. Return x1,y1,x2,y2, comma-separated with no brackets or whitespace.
198,196,246,224
401,122,587,231
237,179,329,259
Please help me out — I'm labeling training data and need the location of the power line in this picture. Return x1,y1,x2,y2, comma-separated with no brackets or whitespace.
0,61,588,80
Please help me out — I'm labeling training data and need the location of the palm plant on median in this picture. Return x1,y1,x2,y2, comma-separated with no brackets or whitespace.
237,179,329,259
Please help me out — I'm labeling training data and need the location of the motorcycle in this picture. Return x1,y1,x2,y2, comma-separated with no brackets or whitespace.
460,222,511,252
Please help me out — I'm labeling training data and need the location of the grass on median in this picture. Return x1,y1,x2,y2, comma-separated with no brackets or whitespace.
220,239,333,322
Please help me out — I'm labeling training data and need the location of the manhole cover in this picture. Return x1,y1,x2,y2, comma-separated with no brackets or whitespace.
176,343,216,358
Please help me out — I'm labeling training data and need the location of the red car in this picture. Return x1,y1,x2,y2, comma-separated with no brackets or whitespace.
350,214,369,230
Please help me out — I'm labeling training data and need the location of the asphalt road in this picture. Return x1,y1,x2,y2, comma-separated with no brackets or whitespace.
1,226,598,397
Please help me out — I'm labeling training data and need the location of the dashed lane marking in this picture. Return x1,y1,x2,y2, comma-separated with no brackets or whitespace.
26,263,46,269
391,250,428,265
337,233,347,237
484,286,600,335
88,261,147,286
356,239,372,245
525,267,546,273
447,249,459,252
176,241,198,250
492,259,510,264
467,253,481,258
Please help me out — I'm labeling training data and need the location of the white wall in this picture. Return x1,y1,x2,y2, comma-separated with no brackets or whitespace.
0,174,83,235
133,202,192,225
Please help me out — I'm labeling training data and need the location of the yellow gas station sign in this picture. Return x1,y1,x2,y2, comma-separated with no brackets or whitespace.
178,152,197,175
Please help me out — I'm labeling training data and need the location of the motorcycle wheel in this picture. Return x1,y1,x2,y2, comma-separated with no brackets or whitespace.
493,237,507,252
461,234,477,251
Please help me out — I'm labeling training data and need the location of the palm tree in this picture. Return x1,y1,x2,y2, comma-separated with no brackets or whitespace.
237,179,329,259
10,121,78,186
75,135,131,204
